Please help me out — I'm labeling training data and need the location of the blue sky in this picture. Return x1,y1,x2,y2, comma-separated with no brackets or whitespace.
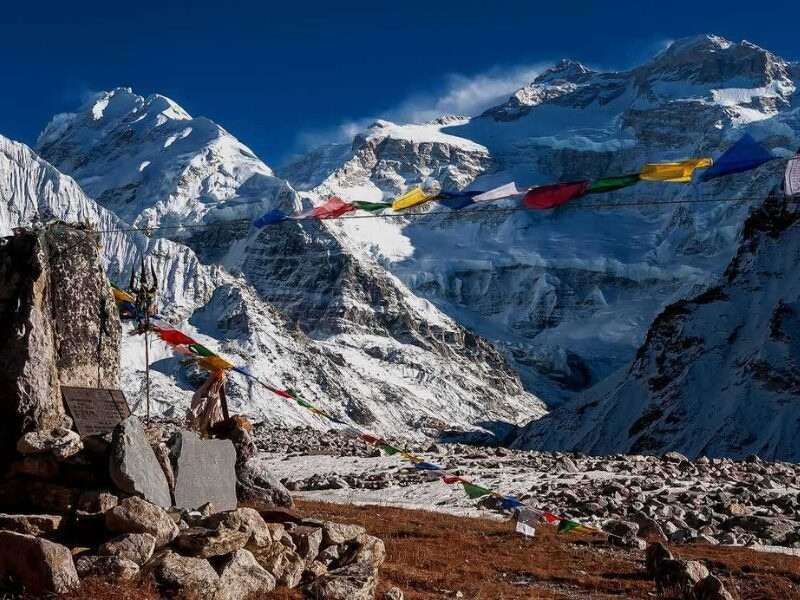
2,0,798,165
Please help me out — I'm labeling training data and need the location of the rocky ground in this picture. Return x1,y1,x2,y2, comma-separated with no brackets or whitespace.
253,426,800,551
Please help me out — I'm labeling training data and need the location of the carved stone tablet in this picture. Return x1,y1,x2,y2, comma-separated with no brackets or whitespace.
62,387,130,437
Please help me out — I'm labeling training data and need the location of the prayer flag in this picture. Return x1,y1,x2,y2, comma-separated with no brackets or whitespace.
523,181,589,209
639,158,713,183
198,355,235,371
312,196,356,220
786,156,800,197
437,191,479,210
254,209,288,228
392,187,437,210
557,520,593,534
542,512,561,525
586,174,640,194
500,496,523,510
442,475,462,484
359,433,380,444
353,201,391,213
189,344,216,357
473,182,522,203
462,481,492,499
414,462,443,471
515,507,539,538
157,329,197,347
111,285,136,304
378,443,400,456
701,134,775,181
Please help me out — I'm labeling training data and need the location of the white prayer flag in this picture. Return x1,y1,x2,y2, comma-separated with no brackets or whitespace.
514,507,540,538
785,157,800,197
473,182,522,203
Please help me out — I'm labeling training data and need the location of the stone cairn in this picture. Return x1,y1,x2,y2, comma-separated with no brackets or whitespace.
0,225,395,600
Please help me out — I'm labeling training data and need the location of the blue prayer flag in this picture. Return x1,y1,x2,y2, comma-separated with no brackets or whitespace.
414,462,443,471
254,209,288,228
437,191,480,210
700,133,775,181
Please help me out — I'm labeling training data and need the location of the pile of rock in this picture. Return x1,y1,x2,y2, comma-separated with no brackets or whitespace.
645,542,734,600
0,415,392,600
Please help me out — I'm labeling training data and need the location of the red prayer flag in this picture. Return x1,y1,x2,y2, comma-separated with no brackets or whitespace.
522,181,589,209
442,475,462,484
542,512,562,524
273,389,293,399
158,329,197,346
359,433,379,444
312,196,356,220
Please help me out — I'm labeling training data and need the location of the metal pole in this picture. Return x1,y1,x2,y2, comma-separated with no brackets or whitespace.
219,376,230,421
144,310,151,423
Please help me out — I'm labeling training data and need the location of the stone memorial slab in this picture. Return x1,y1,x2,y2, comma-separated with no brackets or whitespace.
110,417,172,508
172,431,237,512
62,387,130,437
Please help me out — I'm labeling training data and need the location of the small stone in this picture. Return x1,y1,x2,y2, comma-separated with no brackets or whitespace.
99,532,156,565
75,555,140,580
290,525,323,560
0,513,63,537
694,575,735,600
250,542,305,588
603,519,639,539
322,521,366,546
384,587,405,600
308,562,378,600
205,507,272,547
77,491,119,513
105,496,179,547
142,550,219,600
0,530,79,594
216,548,276,600
662,451,689,464
304,559,329,581
17,427,83,460
173,526,250,558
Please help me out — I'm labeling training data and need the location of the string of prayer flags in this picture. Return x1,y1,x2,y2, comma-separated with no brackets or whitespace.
147,317,235,372
523,181,589,209
307,196,356,220
462,481,492,499
377,442,401,455
785,156,800,197
437,191,481,210
639,158,713,183
586,174,640,194
700,134,775,182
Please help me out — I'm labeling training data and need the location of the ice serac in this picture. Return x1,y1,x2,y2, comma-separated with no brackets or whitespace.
515,196,800,461
33,92,541,438
282,34,799,408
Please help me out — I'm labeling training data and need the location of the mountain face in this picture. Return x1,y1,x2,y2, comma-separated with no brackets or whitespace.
28,92,540,438
515,196,800,461
280,35,799,409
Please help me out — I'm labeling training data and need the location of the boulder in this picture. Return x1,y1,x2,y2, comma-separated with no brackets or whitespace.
290,525,323,560
204,507,272,548
384,587,404,600
345,534,386,569
75,555,140,581
694,575,735,600
250,542,305,588
173,526,250,558
99,532,156,565
142,550,219,600
654,559,709,594
172,431,237,512
109,417,172,508
322,521,366,546
105,496,179,547
0,513,62,537
17,427,83,460
237,457,294,510
0,530,79,594
308,562,378,600
215,548,276,600
603,519,639,539
645,542,673,577
77,490,119,513
722,515,796,544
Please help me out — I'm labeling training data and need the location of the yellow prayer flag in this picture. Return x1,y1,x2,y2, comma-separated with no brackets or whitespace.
198,355,235,372
111,286,136,303
391,187,436,210
639,158,713,183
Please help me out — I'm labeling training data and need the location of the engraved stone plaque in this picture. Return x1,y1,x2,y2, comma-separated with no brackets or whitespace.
61,386,131,437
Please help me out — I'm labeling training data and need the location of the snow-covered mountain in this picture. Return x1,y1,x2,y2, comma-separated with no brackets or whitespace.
515,195,800,461
22,90,540,438
280,34,800,409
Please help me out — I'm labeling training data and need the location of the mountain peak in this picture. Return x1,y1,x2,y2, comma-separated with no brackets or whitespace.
534,59,595,84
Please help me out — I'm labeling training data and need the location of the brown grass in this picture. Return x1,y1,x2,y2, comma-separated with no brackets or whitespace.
63,500,800,600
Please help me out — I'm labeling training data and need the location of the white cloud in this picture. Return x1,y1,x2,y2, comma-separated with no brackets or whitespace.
290,62,549,156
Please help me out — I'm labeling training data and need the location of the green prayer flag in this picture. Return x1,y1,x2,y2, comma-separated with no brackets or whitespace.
378,443,400,456
353,201,391,213
586,174,640,194
557,519,590,534
188,343,215,357
462,482,491,499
